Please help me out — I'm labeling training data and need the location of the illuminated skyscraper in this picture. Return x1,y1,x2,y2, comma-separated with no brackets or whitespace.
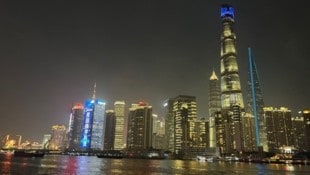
246,47,266,151
208,70,221,148
114,101,125,150
264,107,294,153
301,109,310,151
80,83,106,151
219,4,245,154
292,115,305,151
172,95,197,157
68,103,84,151
127,102,153,150
152,114,166,149
220,4,244,110
164,98,174,152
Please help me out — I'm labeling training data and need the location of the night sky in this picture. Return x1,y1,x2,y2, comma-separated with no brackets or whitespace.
0,0,309,142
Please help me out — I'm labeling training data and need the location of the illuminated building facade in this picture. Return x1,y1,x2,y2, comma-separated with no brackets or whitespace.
172,95,197,157
164,98,174,152
242,113,256,152
152,114,166,149
67,103,84,151
194,118,208,149
208,70,221,148
220,4,244,110
104,110,115,150
49,125,67,150
214,111,228,154
264,107,294,153
302,109,310,151
127,102,153,150
292,115,306,151
42,134,51,149
80,99,106,151
219,4,244,154
114,101,125,150
246,47,266,151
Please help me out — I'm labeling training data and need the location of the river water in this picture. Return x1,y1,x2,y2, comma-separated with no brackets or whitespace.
0,154,309,175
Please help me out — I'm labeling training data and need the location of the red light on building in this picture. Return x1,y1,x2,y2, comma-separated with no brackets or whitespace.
72,103,83,110
138,101,147,106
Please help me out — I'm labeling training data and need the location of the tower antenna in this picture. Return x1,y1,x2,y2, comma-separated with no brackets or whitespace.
92,82,96,100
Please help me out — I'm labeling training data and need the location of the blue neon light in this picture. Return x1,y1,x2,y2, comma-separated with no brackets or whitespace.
221,6,234,18
80,99,94,149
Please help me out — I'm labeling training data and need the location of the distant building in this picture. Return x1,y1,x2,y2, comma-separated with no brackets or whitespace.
208,70,221,148
152,114,165,149
292,115,306,151
301,109,310,151
264,107,294,153
172,95,197,158
127,102,153,151
242,113,256,152
104,110,116,150
42,134,51,149
49,125,67,151
67,103,84,151
164,98,174,152
80,83,106,151
114,101,125,150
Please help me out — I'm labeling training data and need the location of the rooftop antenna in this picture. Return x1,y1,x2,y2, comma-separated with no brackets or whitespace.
92,82,96,100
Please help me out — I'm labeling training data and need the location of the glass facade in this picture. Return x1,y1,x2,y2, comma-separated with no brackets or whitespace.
80,99,106,151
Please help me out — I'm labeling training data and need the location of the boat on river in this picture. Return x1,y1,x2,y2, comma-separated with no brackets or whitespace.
96,150,124,159
13,150,45,158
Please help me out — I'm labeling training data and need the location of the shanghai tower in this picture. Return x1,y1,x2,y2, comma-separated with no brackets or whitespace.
220,4,244,110
219,4,245,154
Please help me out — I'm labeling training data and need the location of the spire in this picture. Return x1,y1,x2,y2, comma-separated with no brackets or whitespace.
210,69,218,80
92,82,96,100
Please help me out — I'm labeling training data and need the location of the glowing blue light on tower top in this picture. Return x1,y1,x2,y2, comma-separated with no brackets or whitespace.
221,4,234,18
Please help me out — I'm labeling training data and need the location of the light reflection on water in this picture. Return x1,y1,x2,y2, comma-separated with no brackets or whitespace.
0,154,309,175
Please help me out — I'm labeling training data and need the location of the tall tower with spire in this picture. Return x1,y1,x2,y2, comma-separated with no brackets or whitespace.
219,4,244,154
220,4,244,110
208,70,221,148
80,82,106,151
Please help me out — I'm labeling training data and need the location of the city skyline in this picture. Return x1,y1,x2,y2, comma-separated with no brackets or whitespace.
0,1,309,142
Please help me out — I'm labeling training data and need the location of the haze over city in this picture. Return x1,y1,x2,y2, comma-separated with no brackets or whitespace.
0,0,309,142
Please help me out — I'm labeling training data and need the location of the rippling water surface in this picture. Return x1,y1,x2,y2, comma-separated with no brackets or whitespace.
1,154,309,175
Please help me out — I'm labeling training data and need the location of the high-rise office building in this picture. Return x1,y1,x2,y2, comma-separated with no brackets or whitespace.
68,103,84,151
242,113,256,152
104,110,116,150
172,95,197,157
152,114,166,149
49,125,67,150
80,83,106,151
246,47,266,151
127,102,153,150
264,107,294,153
219,4,244,154
208,70,221,148
301,109,310,151
114,101,125,150
292,115,305,151
164,98,174,152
